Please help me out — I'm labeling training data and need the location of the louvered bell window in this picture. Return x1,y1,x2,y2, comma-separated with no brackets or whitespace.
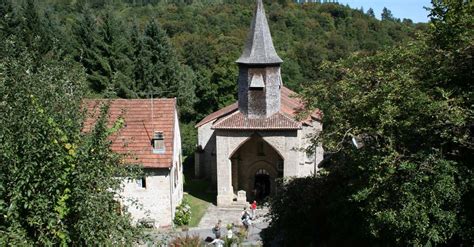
249,73,265,90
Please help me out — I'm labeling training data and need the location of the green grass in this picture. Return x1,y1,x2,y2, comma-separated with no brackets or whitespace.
184,193,209,227
183,178,215,227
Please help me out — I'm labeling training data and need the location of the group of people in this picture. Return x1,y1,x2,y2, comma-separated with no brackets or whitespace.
241,200,257,230
209,200,258,246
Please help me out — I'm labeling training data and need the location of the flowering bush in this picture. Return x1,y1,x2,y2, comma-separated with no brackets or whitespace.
173,199,191,226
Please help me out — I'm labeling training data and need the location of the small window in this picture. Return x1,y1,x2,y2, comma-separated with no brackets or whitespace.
136,177,147,189
152,131,165,153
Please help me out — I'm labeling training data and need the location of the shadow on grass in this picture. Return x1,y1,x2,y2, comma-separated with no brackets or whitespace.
184,178,216,205
183,178,216,227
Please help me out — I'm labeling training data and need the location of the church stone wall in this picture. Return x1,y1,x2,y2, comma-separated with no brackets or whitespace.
196,121,217,184
264,66,282,116
216,121,323,206
298,122,323,176
215,129,306,205
238,66,249,115
196,120,324,206
231,136,282,198
238,65,282,118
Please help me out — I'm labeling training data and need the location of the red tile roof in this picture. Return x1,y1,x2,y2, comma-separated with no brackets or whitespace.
83,99,177,168
195,102,238,128
195,86,321,129
213,111,301,130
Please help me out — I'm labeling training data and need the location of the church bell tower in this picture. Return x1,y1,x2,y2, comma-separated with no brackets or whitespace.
237,0,283,119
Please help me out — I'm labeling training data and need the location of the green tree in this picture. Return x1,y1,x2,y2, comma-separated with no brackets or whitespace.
381,7,394,21
72,5,108,93
139,19,196,117
0,0,17,41
0,41,141,245
366,7,375,18
100,10,135,98
0,0,60,62
264,1,473,246
73,6,135,97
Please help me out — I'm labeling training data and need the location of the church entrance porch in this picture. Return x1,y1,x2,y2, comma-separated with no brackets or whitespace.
254,169,271,201
228,134,283,203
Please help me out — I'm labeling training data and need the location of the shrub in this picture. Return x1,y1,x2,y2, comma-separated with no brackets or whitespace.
174,199,192,226
169,234,202,247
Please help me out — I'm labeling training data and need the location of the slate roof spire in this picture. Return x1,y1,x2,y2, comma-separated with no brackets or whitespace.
236,0,283,65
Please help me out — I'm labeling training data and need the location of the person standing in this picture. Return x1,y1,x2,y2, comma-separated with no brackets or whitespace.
241,207,251,231
212,219,222,239
250,200,257,219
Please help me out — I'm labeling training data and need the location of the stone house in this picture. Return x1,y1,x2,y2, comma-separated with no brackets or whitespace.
195,0,323,206
84,99,183,228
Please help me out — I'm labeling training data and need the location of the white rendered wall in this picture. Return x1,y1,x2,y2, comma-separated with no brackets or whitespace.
171,111,184,218
121,170,173,228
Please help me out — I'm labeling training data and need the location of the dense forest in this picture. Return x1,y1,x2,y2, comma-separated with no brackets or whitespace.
1,0,424,158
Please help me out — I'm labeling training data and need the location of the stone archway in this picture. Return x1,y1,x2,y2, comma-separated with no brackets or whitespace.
230,134,284,202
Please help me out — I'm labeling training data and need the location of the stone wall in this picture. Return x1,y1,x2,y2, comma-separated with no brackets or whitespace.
238,65,282,118
215,129,303,205
263,66,282,116
230,135,282,199
196,121,216,184
121,169,173,228
298,122,323,176
196,120,323,206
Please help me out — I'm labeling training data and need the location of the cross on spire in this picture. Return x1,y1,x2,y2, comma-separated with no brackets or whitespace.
236,0,283,65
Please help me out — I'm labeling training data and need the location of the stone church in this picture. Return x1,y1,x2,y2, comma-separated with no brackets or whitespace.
195,0,323,206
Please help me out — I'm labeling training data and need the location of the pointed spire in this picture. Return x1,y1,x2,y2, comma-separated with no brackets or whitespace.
236,0,283,65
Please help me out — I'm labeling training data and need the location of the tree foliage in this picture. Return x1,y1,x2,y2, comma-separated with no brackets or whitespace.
263,1,473,246
0,39,142,245
3,0,421,120
1,0,422,159
0,0,438,244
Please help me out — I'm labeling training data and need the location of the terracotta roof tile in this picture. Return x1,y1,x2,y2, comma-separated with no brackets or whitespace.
195,102,238,127
195,86,321,129
83,99,177,168
213,111,301,130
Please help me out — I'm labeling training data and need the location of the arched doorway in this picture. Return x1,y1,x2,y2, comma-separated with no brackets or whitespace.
254,169,271,201
229,134,284,202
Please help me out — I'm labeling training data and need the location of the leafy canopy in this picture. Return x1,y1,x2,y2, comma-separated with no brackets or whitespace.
0,39,142,245
263,1,473,246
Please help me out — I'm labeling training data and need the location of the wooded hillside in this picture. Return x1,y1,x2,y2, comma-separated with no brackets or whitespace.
2,0,423,119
